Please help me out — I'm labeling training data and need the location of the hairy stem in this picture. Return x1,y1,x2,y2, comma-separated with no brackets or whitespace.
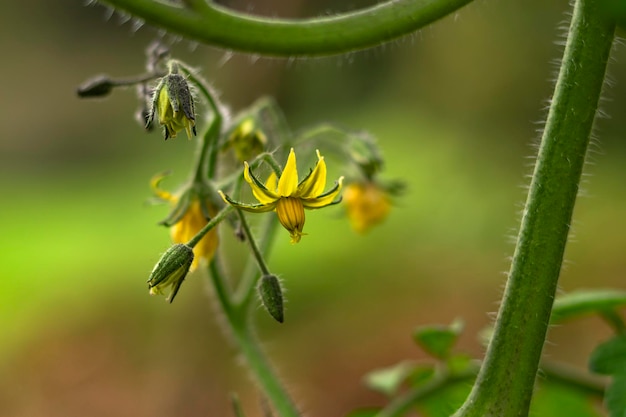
230,322,300,417
101,0,474,56
454,1,615,416
208,265,299,417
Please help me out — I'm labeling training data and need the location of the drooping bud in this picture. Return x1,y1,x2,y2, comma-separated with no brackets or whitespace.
77,75,114,98
146,62,196,140
147,243,194,303
257,274,284,323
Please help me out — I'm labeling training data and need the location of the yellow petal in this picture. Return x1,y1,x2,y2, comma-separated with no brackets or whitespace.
266,172,278,193
150,173,175,202
296,150,327,198
301,177,344,209
276,148,298,196
243,162,279,204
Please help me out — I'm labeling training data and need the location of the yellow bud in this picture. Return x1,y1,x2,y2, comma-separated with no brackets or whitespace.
344,182,392,233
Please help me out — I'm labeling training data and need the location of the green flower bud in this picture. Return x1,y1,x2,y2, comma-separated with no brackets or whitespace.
257,274,284,323
76,75,114,98
147,243,194,303
224,118,267,161
146,63,196,140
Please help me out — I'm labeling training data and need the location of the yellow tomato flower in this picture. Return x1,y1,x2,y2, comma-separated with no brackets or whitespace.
152,178,219,271
219,148,343,243
343,182,392,233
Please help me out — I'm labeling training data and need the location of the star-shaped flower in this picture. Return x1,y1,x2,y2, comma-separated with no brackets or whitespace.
219,148,343,243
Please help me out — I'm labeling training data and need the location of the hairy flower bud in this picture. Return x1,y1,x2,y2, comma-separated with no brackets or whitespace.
146,63,196,140
258,274,284,323
148,243,194,303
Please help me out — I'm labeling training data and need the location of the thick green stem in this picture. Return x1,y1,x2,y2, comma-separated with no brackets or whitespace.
454,1,614,416
101,0,473,56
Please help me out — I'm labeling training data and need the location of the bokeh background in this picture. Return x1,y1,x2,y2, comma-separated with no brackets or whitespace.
2,0,626,416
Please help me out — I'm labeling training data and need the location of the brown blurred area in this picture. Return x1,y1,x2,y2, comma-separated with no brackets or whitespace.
2,1,626,416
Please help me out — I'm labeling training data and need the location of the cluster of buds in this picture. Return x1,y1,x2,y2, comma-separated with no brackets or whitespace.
77,47,400,310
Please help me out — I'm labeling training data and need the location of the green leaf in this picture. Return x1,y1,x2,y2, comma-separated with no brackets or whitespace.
589,335,626,375
417,378,472,417
605,375,626,417
413,319,464,359
446,353,475,375
405,365,436,389
363,361,421,396
531,383,603,417
551,289,626,324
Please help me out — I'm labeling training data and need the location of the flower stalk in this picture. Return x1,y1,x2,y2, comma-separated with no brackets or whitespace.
453,0,615,416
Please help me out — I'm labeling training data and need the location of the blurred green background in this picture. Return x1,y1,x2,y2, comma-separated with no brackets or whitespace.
2,0,626,416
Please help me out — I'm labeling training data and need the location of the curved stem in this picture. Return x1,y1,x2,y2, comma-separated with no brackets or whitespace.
599,310,626,335
454,1,615,416
101,0,474,56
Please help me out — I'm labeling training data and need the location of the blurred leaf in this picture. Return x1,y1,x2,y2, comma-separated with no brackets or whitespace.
413,319,464,360
589,335,626,375
406,365,436,389
446,354,475,375
364,361,421,396
551,289,626,324
605,375,626,417
531,383,603,417
344,408,381,417
416,378,472,417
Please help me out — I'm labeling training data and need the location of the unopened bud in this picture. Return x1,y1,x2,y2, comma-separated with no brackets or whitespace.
77,75,114,98
258,274,284,323
146,65,196,140
147,243,194,303
224,118,267,161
